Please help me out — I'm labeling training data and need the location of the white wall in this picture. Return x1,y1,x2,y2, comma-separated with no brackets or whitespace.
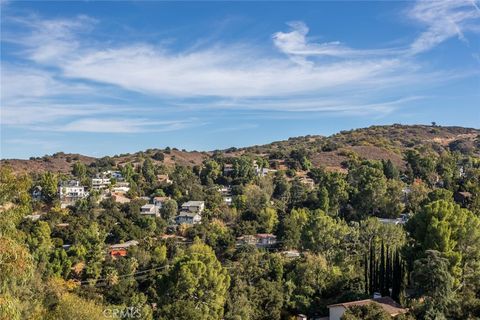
329,306,346,320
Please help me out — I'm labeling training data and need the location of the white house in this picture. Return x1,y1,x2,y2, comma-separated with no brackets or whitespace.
181,201,205,214
58,180,87,203
140,204,160,217
223,196,233,206
218,186,233,206
92,178,111,190
112,181,130,193
254,161,277,177
327,297,407,320
102,170,124,180
378,214,409,225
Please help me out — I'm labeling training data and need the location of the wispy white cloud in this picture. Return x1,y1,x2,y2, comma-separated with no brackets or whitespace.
273,21,402,59
274,1,480,60
1,0,479,136
407,0,480,54
2,15,412,101
41,118,196,133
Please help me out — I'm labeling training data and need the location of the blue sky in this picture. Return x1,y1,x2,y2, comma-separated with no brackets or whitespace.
1,1,479,159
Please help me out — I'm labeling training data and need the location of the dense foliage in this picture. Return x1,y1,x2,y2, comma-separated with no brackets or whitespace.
1,125,480,319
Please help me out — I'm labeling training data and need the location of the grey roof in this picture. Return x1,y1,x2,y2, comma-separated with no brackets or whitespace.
110,240,139,249
182,201,204,206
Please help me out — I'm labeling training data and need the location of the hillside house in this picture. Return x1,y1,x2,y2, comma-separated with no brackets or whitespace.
102,170,123,180
327,296,407,320
109,240,139,258
223,196,233,206
175,211,202,225
378,214,409,225
256,233,278,247
157,174,172,184
140,204,160,217
181,201,205,214
236,234,277,248
58,180,87,203
281,250,301,259
153,196,169,208
24,214,42,221
223,164,234,175
299,177,315,189
112,181,130,193
218,186,232,195
92,178,111,190
254,161,277,177
32,186,43,201
218,186,233,206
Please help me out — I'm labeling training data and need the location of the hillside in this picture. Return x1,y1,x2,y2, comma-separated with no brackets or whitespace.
2,124,479,174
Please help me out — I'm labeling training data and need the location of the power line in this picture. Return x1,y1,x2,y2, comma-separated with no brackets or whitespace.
79,264,169,286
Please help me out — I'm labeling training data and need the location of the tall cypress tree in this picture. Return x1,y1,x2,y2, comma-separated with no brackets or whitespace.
369,240,375,296
391,250,401,301
364,251,369,295
380,242,388,296
385,245,391,297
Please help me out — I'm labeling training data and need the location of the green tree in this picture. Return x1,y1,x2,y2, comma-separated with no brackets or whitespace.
348,162,388,218
72,161,87,179
286,253,339,314
142,158,156,184
302,209,352,262
411,250,454,319
157,241,230,320
382,159,399,180
160,199,178,221
280,208,309,249
380,179,405,218
406,200,480,279
257,207,278,233
47,292,108,320
40,172,58,204
200,160,221,185
26,221,54,277
341,303,391,320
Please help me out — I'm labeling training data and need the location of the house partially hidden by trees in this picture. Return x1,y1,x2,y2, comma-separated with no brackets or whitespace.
327,297,407,320
236,233,278,248
108,240,139,258
31,185,43,201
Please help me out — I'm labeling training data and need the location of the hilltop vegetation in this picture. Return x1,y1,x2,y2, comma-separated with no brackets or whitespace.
1,124,480,320
2,124,479,174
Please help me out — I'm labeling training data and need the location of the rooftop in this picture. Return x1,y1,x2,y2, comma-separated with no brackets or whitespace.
327,296,407,316
182,201,205,206
109,240,139,249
